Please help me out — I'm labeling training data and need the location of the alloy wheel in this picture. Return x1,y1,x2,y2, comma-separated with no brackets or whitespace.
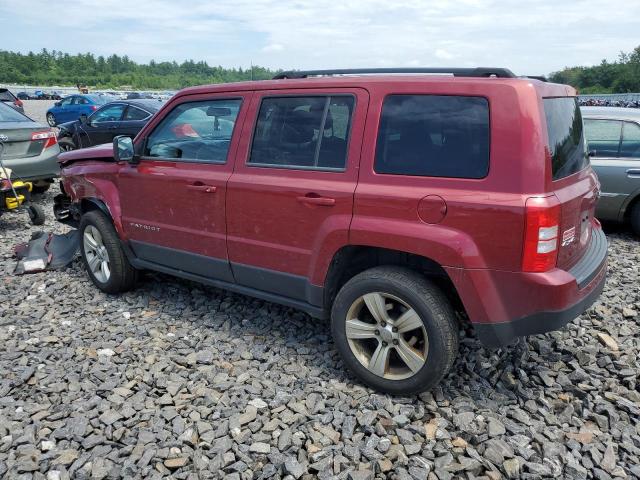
345,292,428,380
83,225,111,283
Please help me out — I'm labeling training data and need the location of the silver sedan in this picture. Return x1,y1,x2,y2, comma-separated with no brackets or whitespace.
582,106,640,235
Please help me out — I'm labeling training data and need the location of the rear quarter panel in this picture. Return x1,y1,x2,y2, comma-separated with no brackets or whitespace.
352,79,553,271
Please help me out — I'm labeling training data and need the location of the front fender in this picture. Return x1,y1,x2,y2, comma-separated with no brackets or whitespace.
62,163,123,235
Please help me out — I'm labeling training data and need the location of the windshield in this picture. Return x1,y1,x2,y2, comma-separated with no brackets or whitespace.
0,102,29,122
544,97,589,180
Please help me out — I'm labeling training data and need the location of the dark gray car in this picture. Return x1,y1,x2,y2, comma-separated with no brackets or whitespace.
582,107,640,235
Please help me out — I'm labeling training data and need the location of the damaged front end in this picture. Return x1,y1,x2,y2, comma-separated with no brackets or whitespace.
53,182,80,228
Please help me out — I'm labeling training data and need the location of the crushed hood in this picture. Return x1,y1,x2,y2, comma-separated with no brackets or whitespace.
58,143,114,166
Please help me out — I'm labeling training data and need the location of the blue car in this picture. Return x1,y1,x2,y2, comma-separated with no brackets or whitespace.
46,94,112,126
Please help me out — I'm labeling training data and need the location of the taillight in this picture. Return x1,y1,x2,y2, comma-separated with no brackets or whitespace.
31,130,58,149
14,99,23,108
522,195,561,272
90,105,98,111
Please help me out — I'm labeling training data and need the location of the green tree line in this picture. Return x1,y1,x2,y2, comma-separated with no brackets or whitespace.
549,45,640,93
0,49,278,89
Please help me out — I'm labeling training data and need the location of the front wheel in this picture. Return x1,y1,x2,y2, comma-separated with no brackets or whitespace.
79,210,137,294
46,113,56,127
58,138,76,152
331,266,459,395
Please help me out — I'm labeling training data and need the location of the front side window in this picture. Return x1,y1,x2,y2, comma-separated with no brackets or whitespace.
60,97,73,106
145,98,241,163
249,96,354,170
584,119,622,157
75,97,89,105
90,104,125,123
543,97,588,180
375,95,490,178
621,122,640,158
123,106,150,121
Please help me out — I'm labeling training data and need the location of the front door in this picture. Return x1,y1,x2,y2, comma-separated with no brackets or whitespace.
118,93,251,282
81,103,126,146
226,89,368,304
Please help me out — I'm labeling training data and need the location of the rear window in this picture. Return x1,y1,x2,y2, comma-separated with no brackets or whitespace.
0,89,16,102
375,95,490,178
0,102,28,122
544,97,588,180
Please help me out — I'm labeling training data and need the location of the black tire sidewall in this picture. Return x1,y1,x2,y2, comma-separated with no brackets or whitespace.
630,202,640,237
58,138,76,151
331,268,457,395
79,211,133,294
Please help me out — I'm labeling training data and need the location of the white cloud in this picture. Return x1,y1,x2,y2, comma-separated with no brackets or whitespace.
262,43,284,53
1,0,639,74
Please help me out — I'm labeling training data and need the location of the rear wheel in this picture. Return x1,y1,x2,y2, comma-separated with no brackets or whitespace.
27,205,45,225
31,181,52,194
630,201,640,237
79,210,137,294
331,266,459,395
46,113,56,127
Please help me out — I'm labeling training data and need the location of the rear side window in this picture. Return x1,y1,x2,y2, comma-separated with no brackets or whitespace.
543,97,588,180
145,99,242,163
249,96,354,170
124,106,150,121
621,122,640,158
584,119,622,157
375,95,490,178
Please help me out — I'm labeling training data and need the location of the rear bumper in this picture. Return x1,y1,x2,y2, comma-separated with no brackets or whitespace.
446,226,608,347
2,146,60,181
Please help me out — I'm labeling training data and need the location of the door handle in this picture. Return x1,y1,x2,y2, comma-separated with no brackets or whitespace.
296,194,335,206
187,184,217,193
626,169,640,178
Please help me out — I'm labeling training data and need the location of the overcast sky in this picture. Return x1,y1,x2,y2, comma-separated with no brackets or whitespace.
1,0,638,75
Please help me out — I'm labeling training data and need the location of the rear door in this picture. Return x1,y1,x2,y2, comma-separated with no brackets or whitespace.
119,104,153,138
118,92,250,282
226,88,368,303
543,97,598,270
584,118,626,220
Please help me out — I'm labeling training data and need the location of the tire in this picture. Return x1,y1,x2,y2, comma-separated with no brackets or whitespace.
31,183,51,194
331,266,459,395
46,113,56,127
27,205,45,225
58,138,76,152
79,210,137,294
630,201,640,237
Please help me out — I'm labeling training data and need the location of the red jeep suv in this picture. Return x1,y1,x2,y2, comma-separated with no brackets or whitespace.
55,68,608,394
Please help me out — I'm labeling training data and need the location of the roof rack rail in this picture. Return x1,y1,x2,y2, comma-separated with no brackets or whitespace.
525,75,548,82
272,67,517,80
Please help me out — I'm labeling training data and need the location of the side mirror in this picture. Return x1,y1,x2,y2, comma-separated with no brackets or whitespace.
79,115,88,125
55,101,61,107
588,150,597,158
113,136,135,163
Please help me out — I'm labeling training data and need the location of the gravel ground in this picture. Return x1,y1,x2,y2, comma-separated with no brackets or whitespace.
23,100,57,125
0,184,639,480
